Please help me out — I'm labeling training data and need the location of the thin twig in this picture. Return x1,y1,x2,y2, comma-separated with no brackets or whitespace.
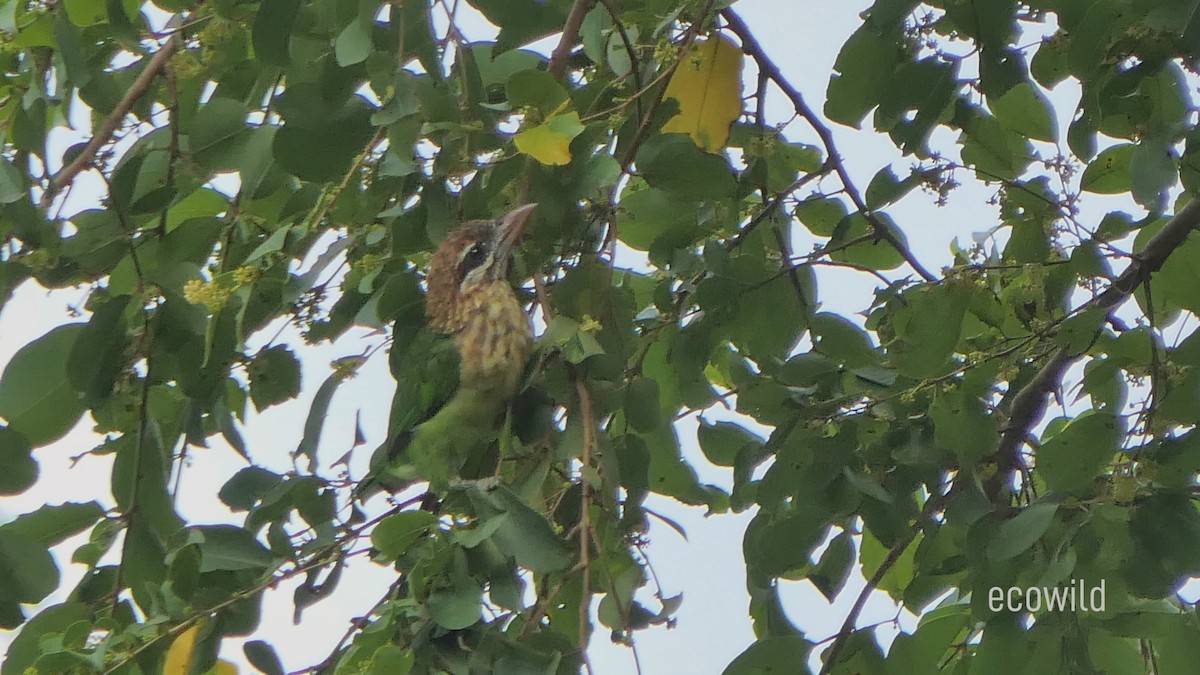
43,37,180,206
720,9,935,282
595,0,644,120
818,492,945,675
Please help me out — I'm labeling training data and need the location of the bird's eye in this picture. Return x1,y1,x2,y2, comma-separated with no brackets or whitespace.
458,243,489,280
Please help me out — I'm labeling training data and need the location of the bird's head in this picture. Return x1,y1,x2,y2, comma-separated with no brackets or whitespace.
426,203,537,333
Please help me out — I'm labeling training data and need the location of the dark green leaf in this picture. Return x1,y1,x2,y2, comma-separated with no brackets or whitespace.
295,372,344,463
244,641,285,675
249,345,302,411
697,421,762,468
370,511,437,560
0,427,35,495
0,502,104,547
1038,412,1119,493
191,525,274,572
987,500,1058,561
0,324,86,446
0,531,57,603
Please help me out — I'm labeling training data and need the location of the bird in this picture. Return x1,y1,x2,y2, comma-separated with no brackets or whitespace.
358,203,537,498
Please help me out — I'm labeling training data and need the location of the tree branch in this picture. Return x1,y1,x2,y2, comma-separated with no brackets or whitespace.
42,38,180,207
548,0,596,81
818,492,945,675
987,198,1200,501
720,9,936,283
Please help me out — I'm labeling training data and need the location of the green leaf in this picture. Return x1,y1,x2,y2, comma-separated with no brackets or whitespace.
273,96,375,183
1038,412,1119,493
469,484,570,574
794,196,848,237
989,81,1056,142
0,158,26,204
191,525,274,572
635,134,736,201
505,69,568,114
825,23,901,128
888,282,971,378
865,166,921,209
721,636,811,674
810,312,877,368
697,421,762,468
252,0,300,66
624,378,661,433
248,345,302,412
63,0,107,26
295,371,344,464
987,500,1058,561
0,531,58,603
367,645,415,675
1130,136,1176,210
0,501,104,547
828,212,907,270
1081,143,1133,194
616,188,697,251
808,531,853,601
1127,492,1200,598
930,388,998,464
1031,33,1069,88
0,602,89,674
335,10,372,66
67,294,130,405
190,97,250,172
244,641,285,675
957,102,1033,180
218,467,282,511
0,324,87,446
0,427,35,495
427,576,483,630
370,511,437,560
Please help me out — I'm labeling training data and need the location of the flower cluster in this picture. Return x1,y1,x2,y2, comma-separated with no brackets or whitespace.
183,278,231,312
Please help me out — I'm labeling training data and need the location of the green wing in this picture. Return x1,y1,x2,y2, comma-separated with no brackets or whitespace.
386,328,461,439
357,326,460,499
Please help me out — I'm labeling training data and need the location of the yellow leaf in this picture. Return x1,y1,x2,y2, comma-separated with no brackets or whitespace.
661,35,744,152
207,659,240,675
163,625,201,675
514,111,585,166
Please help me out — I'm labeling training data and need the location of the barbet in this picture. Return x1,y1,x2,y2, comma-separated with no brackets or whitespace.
360,204,536,498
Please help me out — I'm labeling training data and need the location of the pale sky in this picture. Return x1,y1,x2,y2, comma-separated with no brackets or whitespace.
0,1,1133,673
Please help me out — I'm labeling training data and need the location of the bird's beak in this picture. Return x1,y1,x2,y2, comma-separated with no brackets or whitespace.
493,203,537,264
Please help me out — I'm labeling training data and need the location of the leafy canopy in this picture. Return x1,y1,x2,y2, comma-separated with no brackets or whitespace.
3,0,1200,673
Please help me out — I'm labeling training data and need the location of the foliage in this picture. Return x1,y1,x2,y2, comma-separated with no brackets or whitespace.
2,0,1200,673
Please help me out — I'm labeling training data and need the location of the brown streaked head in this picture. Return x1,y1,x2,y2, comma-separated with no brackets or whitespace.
425,203,537,334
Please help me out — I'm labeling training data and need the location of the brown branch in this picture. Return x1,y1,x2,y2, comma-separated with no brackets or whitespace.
986,198,1200,502
720,9,936,283
574,376,596,655
43,38,180,207
818,492,945,675
548,0,596,81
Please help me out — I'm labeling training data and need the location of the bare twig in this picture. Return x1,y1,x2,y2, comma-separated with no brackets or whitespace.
720,9,935,282
43,38,180,207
